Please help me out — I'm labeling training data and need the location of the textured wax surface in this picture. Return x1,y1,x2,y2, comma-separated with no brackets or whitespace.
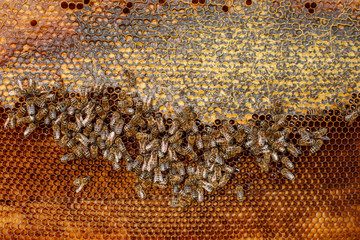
0,0,360,239
0,0,360,122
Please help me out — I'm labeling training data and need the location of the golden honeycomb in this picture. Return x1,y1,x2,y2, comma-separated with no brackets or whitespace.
1,0,360,239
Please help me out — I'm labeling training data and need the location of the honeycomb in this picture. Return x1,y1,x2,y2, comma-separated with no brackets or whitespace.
0,0,360,239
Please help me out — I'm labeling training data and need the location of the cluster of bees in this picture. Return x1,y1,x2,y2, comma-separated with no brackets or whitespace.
10,78,360,207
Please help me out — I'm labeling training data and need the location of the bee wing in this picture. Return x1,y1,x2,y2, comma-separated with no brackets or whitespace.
320,136,330,141
75,184,84,193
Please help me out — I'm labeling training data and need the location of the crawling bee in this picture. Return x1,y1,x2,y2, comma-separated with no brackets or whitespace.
94,118,104,133
124,69,136,87
4,112,16,130
287,142,301,158
73,177,91,193
223,145,243,159
310,139,323,154
134,184,146,199
280,168,295,181
90,145,99,158
24,123,36,137
281,156,294,170
334,99,347,115
345,108,359,125
312,128,329,140
168,120,180,135
155,113,166,133
101,95,110,112
61,153,76,162
53,124,61,142
169,130,183,143
298,127,312,141
95,105,107,119
235,185,245,202
15,105,26,119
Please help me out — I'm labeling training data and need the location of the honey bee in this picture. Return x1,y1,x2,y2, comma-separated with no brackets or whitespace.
173,161,185,176
73,177,90,193
105,131,116,146
298,138,315,146
287,142,302,158
219,126,233,142
82,100,95,115
61,153,76,162
271,98,284,115
44,116,51,125
129,114,146,128
56,99,68,113
186,132,196,147
281,156,294,170
258,129,267,147
154,167,165,184
110,112,121,129
95,105,107,119
218,173,231,188
101,96,110,112
204,125,220,137
82,122,93,136
262,152,271,172
195,133,204,149
94,118,104,133
124,124,137,137
82,146,91,158
312,128,328,139
298,127,311,141
270,116,287,132
54,112,68,126
145,139,160,152
307,107,325,116
235,185,244,202
334,99,347,115
67,122,81,133
52,124,61,141
121,107,135,115
145,151,158,172
73,144,84,158
61,119,68,135
280,168,295,181
161,136,169,153
34,97,46,109
168,120,180,135
115,137,127,153
89,131,98,144
155,114,166,133
223,145,243,159
65,138,75,149
4,112,16,130
272,139,286,153
15,105,26,119
59,134,71,147
199,180,214,193
41,92,56,102
271,151,279,162
75,133,90,147
169,130,183,143
90,145,99,158
310,139,323,154
124,69,136,87
345,109,359,125
196,188,204,202
24,122,36,137
114,118,125,135
67,106,76,116
26,98,35,117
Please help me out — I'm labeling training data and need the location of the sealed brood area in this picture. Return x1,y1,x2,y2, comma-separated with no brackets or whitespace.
0,92,359,240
